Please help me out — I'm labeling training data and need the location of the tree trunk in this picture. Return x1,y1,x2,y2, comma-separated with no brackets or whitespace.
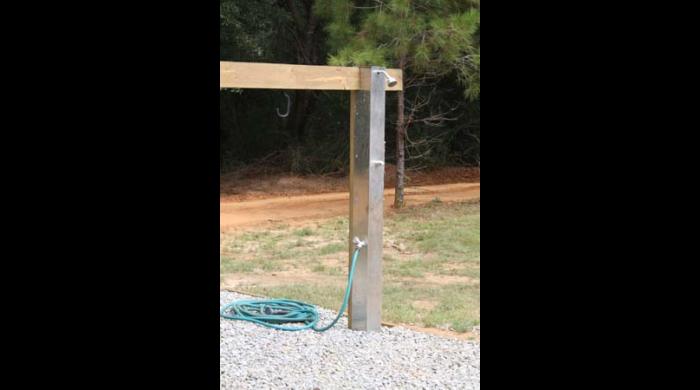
287,90,314,142
284,0,319,143
394,88,406,208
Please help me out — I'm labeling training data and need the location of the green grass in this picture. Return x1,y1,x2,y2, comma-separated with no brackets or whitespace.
386,201,481,280
244,281,480,333
221,200,480,333
314,242,345,256
385,258,428,277
293,227,314,237
220,256,255,273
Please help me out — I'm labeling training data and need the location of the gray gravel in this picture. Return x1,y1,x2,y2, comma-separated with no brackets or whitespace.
220,291,480,389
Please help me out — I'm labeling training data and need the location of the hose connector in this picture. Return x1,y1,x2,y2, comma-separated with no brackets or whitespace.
353,237,367,249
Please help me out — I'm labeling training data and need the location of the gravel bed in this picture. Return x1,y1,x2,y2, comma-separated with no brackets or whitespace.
220,291,480,389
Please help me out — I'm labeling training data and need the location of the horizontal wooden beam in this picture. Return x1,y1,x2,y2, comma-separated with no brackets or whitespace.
220,62,403,91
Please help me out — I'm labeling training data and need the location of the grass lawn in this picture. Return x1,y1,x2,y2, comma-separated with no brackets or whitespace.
220,199,480,334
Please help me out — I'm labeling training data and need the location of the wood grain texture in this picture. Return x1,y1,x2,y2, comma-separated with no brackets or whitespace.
220,62,403,91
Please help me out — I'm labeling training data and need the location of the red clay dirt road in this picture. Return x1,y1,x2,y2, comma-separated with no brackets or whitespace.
220,182,480,230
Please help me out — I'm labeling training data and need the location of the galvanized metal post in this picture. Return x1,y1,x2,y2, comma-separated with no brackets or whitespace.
348,66,386,331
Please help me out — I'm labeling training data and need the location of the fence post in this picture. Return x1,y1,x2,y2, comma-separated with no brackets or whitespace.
348,66,386,331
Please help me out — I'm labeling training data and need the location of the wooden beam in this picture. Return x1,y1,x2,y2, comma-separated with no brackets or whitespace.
220,62,403,91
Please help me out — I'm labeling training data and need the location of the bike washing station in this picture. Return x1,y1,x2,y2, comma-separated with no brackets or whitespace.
220,62,403,331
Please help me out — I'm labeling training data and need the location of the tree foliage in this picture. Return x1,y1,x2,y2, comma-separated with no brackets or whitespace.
315,0,480,99
219,0,481,175
220,0,290,62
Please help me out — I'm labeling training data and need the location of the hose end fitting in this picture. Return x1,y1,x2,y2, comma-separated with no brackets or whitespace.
352,237,367,249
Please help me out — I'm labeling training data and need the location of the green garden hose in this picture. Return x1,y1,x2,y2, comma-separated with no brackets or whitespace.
220,238,365,332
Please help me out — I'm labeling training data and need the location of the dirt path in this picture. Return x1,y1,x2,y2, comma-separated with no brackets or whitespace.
221,182,480,229
220,166,480,202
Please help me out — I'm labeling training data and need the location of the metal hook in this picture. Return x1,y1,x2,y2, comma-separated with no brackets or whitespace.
276,92,291,118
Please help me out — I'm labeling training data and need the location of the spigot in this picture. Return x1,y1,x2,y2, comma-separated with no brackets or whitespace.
374,69,398,87
352,237,367,249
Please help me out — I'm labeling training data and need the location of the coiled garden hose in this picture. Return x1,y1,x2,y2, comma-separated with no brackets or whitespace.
220,239,365,332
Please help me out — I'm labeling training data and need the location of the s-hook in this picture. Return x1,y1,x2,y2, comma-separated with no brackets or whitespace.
276,92,291,118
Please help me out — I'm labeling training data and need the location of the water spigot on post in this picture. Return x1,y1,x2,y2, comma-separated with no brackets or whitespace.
374,69,398,87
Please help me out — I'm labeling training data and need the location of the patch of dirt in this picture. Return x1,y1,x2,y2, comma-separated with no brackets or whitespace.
221,165,479,202
221,182,480,230
220,173,346,202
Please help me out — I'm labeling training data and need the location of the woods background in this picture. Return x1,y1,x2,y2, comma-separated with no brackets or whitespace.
220,0,480,206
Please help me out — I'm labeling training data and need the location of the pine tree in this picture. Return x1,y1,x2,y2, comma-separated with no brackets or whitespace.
315,0,480,208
